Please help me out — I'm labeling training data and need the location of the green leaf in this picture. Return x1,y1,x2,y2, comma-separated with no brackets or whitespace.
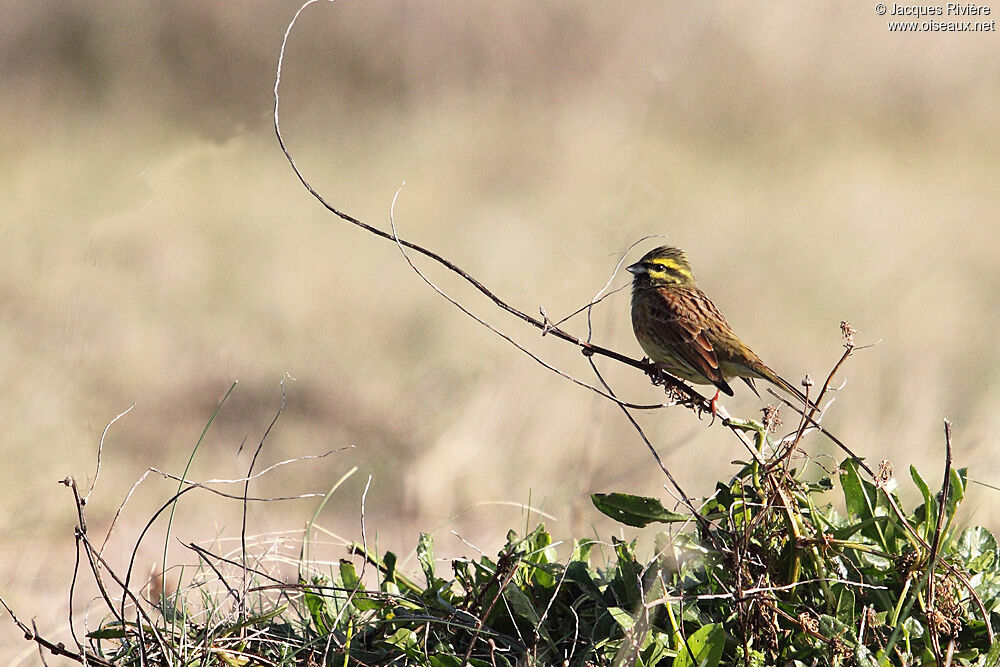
302,575,334,634
909,465,931,496
841,459,894,549
855,643,879,667
592,493,688,527
956,526,998,573
526,524,556,561
418,532,436,586
565,560,604,603
339,560,379,611
610,538,644,609
608,606,635,631
339,559,361,587
842,459,876,521
502,583,540,625
502,583,554,647
383,628,421,659
836,586,856,629
910,465,934,531
945,467,967,520
903,616,925,640
673,623,725,667
219,604,290,637
382,550,397,591
87,625,129,640
571,538,595,563
641,631,674,667
525,524,557,587
613,536,638,564
983,640,1000,667
819,614,851,639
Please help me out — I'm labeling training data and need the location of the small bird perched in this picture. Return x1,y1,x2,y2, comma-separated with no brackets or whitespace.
627,245,813,414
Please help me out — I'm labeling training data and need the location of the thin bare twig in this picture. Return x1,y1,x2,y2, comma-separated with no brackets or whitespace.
927,420,954,593
463,552,524,665
0,594,114,667
61,477,125,640
880,468,995,644
324,475,374,664
121,483,202,624
385,186,679,412
85,403,135,504
187,542,243,608
149,471,327,501
100,469,153,554
273,4,717,415
76,527,177,662
543,234,668,334
586,357,727,549
242,374,291,618
643,577,888,605
767,389,874,478
926,419,954,662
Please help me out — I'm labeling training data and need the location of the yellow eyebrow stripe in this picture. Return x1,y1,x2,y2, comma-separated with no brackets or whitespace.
649,258,692,278
652,259,680,271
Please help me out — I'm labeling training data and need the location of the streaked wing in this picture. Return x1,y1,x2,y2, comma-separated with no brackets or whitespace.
640,287,727,386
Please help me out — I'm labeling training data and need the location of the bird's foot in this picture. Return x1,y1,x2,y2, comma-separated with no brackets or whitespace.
643,359,665,386
708,389,721,427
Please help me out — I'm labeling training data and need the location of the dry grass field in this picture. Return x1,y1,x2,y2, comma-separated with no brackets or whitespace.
2,2,1000,662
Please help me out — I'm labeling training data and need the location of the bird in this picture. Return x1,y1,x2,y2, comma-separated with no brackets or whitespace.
627,245,814,415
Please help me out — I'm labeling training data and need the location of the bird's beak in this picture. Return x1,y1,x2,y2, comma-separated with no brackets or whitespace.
626,262,645,275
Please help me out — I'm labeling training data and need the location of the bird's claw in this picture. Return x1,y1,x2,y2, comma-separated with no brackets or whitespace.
707,389,721,427
643,359,667,386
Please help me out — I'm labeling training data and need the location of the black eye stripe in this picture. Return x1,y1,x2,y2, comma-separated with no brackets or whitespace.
642,261,692,284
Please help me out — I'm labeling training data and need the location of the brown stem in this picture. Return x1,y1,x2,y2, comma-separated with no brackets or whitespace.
926,420,954,662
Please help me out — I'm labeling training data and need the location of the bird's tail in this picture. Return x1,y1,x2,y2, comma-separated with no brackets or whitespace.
759,365,821,414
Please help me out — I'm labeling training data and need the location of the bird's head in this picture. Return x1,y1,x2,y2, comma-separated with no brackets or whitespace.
626,246,695,287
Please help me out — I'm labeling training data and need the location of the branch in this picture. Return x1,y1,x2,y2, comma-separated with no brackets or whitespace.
0,595,114,667
272,1,712,414
926,419,954,662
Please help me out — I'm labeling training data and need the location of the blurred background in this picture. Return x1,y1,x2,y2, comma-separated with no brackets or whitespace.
2,1,999,660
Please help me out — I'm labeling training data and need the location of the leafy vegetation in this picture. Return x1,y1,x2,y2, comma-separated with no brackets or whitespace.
72,419,1000,666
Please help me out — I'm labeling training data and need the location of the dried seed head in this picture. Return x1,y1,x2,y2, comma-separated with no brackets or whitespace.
840,320,858,349
761,405,782,433
830,636,852,661
895,547,920,574
802,374,814,388
861,605,887,648
662,385,689,405
751,602,780,653
935,575,963,624
876,460,894,489
926,608,956,638
798,612,820,635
